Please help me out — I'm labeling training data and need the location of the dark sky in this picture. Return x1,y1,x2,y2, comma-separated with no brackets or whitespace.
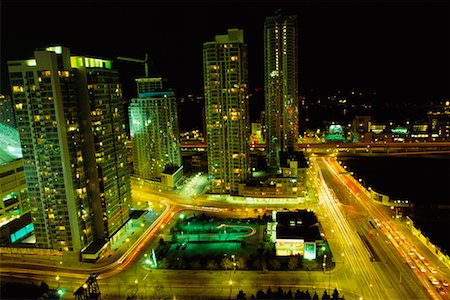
1,0,449,104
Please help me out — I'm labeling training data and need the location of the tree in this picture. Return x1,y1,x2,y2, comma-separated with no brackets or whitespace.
312,291,319,300
158,237,165,246
206,259,218,270
286,289,293,299
266,287,273,299
39,282,49,295
322,290,330,300
256,289,265,299
303,259,317,271
294,289,303,299
269,258,281,270
237,290,247,300
275,287,284,298
190,260,201,270
288,256,299,271
304,289,312,300
158,257,168,269
331,288,340,299
221,257,234,270
236,256,247,270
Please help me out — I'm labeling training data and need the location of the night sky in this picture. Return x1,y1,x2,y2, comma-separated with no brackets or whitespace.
1,0,449,104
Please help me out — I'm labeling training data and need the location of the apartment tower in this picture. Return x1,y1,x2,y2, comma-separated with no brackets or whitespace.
8,46,130,253
129,77,181,181
264,11,299,170
203,29,250,194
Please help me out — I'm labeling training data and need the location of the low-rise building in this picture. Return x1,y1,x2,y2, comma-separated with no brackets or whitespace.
268,210,323,259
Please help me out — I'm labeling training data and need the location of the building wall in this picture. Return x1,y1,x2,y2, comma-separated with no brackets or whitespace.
0,159,29,227
264,13,299,169
203,28,250,194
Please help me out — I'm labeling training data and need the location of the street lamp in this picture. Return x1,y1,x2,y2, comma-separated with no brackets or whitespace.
55,275,60,288
228,279,233,300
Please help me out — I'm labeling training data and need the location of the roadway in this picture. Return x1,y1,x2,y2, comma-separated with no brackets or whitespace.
316,156,449,299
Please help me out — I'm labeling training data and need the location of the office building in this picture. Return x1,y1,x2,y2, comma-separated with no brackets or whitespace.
8,46,130,254
203,29,250,194
129,85,182,184
264,11,299,170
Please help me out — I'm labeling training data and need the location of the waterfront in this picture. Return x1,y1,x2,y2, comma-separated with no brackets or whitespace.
339,153,450,253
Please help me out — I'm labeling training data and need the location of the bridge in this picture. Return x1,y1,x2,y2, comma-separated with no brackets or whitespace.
181,141,450,154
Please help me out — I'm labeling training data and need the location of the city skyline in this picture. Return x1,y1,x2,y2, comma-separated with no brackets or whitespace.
1,1,449,105
0,2,449,299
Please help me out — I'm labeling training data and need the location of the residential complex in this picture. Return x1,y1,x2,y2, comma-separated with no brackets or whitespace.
264,11,299,170
203,29,250,194
7,46,130,254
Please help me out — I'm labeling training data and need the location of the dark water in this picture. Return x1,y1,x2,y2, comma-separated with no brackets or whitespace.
339,154,450,253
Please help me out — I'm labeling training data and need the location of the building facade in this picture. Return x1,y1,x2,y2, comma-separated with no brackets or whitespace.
8,46,130,253
264,11,299,170
203,29,250,194
129,88,182,182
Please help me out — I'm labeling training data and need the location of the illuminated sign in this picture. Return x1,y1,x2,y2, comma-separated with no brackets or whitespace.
304,242,316,260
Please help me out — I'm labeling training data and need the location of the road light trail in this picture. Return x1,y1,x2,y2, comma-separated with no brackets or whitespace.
321,156,445,300
315,159,389,299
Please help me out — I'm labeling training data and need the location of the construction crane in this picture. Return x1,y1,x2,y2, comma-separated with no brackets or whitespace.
116,53,149,77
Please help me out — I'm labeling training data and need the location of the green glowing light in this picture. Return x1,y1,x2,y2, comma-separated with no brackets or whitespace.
70,56,112,69
46,46,62,54
391,127,408,135
26,59,37,66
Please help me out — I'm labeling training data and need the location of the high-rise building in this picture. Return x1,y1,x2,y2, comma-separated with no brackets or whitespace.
203,28,250,194
129,79,181,181
264,11,299,170
71,55,131,240
7,46,130,253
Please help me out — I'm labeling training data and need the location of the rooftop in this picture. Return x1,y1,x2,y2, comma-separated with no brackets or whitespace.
280,151,308,168
275,210,322,241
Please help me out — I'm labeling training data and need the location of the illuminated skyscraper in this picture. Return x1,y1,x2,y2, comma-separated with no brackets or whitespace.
8,46,130,254
203,29,250,193
264,11,299,170
71,55,131,241
129,79,181,181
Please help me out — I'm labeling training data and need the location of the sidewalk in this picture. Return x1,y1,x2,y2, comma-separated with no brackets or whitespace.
0,206,166,271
